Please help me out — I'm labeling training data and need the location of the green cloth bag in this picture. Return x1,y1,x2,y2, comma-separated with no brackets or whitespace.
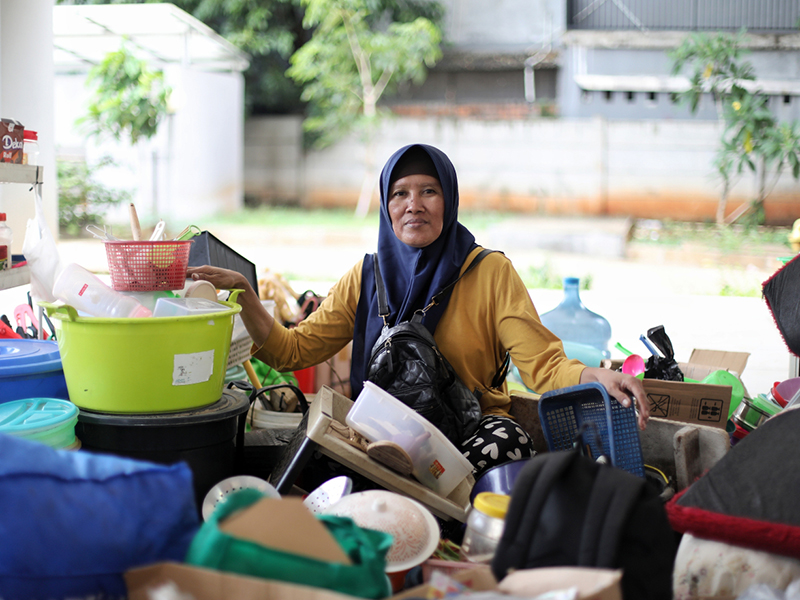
185,489,393,599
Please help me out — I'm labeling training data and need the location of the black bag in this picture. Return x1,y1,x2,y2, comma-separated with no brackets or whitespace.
365,249,506,447
491,445,677,600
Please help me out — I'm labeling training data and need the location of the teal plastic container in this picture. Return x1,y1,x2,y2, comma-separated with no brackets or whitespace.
0,398,78,449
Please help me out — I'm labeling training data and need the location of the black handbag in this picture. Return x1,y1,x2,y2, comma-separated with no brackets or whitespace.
365,249,508,447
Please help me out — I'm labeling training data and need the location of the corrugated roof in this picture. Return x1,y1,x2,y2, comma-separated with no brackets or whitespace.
53,3,250,73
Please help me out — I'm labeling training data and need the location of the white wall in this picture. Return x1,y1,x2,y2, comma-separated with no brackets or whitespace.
0,0,56,252
244,114,800,223
54,64,245,231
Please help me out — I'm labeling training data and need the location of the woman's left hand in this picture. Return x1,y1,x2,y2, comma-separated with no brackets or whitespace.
580,367,650,430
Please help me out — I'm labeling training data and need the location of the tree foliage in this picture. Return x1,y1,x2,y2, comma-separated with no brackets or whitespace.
670,31,800,225
287,0,442,149
57,156,132,236
79,42,171,145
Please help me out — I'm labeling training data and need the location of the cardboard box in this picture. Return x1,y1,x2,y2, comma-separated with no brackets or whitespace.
640,348,749,430
125,562,358,600
395,565,622,600
128,562,622,600
642,379,732,429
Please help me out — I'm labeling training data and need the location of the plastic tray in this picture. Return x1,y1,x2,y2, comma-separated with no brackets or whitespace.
538,382,645,478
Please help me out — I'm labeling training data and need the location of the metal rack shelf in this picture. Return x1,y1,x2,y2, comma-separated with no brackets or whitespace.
0,163,44,292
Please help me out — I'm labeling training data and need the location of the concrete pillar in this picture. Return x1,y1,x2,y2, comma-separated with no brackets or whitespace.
0,0,57,250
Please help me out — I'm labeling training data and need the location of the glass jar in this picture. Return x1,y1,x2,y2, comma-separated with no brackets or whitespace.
23,130,39,165
459,492,510,563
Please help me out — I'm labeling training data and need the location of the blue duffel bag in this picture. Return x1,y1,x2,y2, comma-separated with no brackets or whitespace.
0,432,200,599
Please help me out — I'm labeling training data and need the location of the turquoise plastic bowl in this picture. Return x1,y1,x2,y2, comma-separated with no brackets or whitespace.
0,398,78,449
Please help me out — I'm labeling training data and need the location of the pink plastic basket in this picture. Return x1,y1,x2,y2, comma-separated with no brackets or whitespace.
104,240,192,292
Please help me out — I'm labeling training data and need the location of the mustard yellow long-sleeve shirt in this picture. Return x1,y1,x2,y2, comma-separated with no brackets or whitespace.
253,247,586,416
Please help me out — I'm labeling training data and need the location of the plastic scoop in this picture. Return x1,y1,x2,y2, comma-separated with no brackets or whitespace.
621,354,646,377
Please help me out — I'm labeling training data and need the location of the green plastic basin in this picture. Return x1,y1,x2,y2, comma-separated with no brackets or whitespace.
41,290,242,414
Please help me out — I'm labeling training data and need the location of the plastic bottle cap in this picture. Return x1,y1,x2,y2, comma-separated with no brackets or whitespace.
0,213,6,220
23,130,38,141
473,492,511,519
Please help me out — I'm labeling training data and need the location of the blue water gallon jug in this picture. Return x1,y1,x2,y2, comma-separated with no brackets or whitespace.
540,277,612,359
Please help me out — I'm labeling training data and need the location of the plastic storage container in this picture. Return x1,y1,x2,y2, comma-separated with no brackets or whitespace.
538,382,645,478
0,212,11,271
460,492,510,563
0,398,78,449
540,277,612,359
346,381,473,496
0,340,69,403
53,263,152,318
152,297,228,318
41,290,242,413
22,130,39,165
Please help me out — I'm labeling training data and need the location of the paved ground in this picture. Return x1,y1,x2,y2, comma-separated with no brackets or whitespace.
3,215,794,398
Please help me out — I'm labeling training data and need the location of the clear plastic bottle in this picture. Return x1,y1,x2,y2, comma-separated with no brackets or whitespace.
540,277,612,359
52,263,152,318
0,213,12,271
22,130,39,165
459,492,510,563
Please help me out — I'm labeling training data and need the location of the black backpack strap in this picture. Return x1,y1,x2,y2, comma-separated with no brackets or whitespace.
372,253,390,327
491,450,580,580
428,248,496,307
579,464,646,568
372,248,509,386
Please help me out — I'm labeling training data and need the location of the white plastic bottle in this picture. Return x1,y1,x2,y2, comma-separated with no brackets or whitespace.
53,263,152,318
0,213,12,270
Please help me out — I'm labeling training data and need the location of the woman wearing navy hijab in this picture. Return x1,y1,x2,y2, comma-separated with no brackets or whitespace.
188,143,649,476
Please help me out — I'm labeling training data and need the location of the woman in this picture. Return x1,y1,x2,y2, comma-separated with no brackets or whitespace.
188,143,649,477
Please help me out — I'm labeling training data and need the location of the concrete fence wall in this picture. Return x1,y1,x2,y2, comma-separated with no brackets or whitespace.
244,114,800,224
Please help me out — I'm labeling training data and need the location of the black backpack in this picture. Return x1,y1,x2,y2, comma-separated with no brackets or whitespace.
365,249,508,447
491,449,677,600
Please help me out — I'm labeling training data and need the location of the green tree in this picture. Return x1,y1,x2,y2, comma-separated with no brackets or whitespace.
57,156,132,237
287,0,443,216
670,31,800,225
78,42,171,145
59,0,307,115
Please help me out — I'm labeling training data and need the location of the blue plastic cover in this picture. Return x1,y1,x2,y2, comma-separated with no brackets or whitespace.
0,433,200,599
0,398,77,434
0,339,63,376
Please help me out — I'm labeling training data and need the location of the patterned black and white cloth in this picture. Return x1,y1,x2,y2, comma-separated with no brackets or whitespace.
460,415,535,478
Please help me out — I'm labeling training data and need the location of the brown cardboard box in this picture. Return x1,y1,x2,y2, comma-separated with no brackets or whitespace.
642,379,731,429
395,565,622,600
641,348,749,430
125,562,358,600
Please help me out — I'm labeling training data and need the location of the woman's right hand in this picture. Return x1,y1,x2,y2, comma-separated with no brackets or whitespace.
186,265,252,292
186,265,273,347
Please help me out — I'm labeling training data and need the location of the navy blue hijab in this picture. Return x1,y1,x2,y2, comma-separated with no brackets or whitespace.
349,144,477,398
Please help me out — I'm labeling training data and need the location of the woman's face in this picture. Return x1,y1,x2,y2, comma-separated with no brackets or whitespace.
388,174,445,248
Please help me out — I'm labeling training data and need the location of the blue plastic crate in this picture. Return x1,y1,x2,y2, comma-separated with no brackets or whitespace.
538,382,645,478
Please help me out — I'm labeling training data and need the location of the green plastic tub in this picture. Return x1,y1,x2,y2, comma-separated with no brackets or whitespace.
42,290,242,414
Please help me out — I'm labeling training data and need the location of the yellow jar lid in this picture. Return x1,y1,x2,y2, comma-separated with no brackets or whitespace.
473,492,510,519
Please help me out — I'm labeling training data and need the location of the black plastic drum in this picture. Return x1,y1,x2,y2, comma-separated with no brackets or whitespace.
76,389,250,510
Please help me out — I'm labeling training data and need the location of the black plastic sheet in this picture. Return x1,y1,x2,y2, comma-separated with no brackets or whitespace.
763,254,800,357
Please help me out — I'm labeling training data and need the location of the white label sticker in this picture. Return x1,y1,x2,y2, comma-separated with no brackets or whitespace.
172,350,215,386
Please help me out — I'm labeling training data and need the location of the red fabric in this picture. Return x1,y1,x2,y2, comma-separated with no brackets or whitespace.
666,489,800,559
